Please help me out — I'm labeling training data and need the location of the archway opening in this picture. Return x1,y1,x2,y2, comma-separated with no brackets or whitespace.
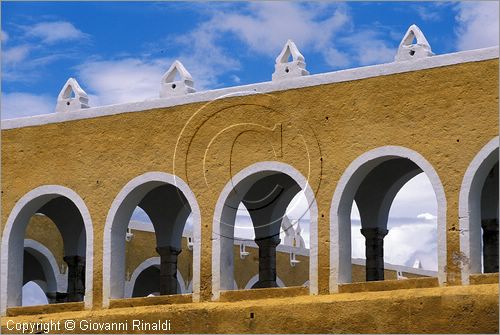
459,139,499,283
22,215,67,305
2,192,89,313
123,206,193,298
107,179,194,300
350,172,438,281
26,198,86,302
331,151,446,288
234,190,311,290
479,162,499,273
217,169,314,292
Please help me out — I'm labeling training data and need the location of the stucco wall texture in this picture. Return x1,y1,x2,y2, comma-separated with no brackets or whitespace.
1,58,498,333
2,285,498,333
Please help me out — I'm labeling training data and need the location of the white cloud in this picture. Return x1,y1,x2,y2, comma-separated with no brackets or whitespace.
1,29,8,43
323,47,351,68
417,212,437,221
2,21,87,83
339,30,395,66
1,92,54,119
2,52,67,83
211,2,350,56
158,2,353,77
387,173,437,219
455,1,499,51
76,37,240,106
231,75,241,84
414,5,442,22
76,58,170,106
2,44,31,65
173,2,397,71
25,21,88,44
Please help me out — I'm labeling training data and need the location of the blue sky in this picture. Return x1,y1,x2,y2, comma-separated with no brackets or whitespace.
2,1,499,119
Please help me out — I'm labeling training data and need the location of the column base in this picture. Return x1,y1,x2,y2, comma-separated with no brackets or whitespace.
252,236,281,289
63,255,85,302
156,246,182,295
360,227,388,282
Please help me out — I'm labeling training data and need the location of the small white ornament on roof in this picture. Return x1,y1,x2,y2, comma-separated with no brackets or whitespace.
159,60,196,98
395,24,434,62
55,78,89,113
272,39,309,81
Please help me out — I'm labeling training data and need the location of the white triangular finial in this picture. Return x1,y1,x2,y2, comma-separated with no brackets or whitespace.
272,39,309,81
159,60,196,98
55,78,89,113
395,24,434,62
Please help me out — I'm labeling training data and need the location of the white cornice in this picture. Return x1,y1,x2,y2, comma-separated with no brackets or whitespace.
2,46,498,130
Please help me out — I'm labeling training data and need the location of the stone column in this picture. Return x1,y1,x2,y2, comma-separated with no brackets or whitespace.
156,246,181,295
46,292,68,304
481,219,499,273
360,228,388,281
252,236,281,289
63,255,85,302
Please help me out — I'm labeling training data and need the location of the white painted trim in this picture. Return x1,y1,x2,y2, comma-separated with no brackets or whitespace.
2,47,497,130
24,239,67,293
351,258,437,277
0,185,94,315
124,257,187,297
102,172,201,308
212,161,318,300
459,137,499,284
244,274,285,290
329,146,447,293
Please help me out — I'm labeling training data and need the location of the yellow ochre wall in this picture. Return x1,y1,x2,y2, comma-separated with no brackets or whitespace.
1,58,498,333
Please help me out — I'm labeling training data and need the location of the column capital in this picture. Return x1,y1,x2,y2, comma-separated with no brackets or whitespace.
63,255,85,266
481,219,499,232
156,245,182,258
360,227,388,239
156,245,181,295
254,235,281,248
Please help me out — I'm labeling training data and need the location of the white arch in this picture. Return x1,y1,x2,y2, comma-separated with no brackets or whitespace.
24,239,67,293
102,172,201,307
212,161,318,300
124,257,187,297
459,136,499,284
329,146,447,292
1,185,94,315
244,274,285,289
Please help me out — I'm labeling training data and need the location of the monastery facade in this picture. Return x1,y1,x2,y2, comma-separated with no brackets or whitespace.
1,25,498,333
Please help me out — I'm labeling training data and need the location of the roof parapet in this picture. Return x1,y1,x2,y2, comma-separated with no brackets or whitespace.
4,44,497,129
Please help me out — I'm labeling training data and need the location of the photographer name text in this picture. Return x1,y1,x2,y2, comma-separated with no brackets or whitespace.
6,319,171,333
